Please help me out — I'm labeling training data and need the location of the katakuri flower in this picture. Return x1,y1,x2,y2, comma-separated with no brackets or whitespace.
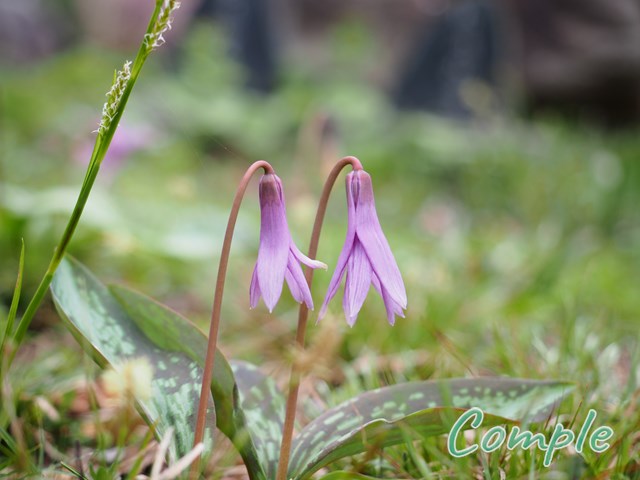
319,169,407,326
251,174,326,312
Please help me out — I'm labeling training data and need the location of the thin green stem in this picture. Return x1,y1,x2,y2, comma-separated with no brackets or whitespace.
275,156,363,480
0,241,24,358
6,0,175,368
190,161,274,478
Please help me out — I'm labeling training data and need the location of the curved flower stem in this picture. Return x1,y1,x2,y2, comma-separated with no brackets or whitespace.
191,160,274,477
276,156,362,480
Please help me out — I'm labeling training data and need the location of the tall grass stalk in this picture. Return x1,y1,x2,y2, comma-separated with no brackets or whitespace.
2,0,181,370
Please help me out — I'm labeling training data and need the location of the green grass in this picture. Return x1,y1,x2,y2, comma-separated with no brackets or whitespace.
1,21,639,479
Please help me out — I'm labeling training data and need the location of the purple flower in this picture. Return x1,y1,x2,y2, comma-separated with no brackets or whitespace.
250,174,326,312
320,169,407,326
75,123,156,185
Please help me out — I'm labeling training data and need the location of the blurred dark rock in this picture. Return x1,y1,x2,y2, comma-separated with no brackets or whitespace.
509,0,640,125
218,0,278,93
392,0,501,118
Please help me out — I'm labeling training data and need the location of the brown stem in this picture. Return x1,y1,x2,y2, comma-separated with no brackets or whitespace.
276,156,363,480
191,160,274,478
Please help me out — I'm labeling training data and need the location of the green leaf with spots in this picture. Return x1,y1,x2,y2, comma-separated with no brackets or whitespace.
50,256,216,462
109,284,239,439
51,257,269,479
110,286,269,480
288,378,573,479
229,361,285,480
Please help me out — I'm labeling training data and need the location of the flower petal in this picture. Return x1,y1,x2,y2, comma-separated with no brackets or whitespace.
290,243,327,270
256,174,291,312
285,268,303,304
287,253,314,310
249,265,261,309
372,272,405,325
342,240,372,326
352,171,407,309
319,172,358,320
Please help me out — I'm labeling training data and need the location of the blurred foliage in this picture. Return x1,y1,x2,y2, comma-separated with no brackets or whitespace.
0,20,639,476
3,21,638,335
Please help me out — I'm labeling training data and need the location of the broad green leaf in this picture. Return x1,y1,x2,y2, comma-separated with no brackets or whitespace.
50,257,216,462
109,285,238,437
229,361,285,480
288,378,573,479
109,285,267,480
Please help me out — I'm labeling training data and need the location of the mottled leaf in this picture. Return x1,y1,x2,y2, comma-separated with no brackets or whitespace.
109,285,237,437
110,285,268,480
229,361,285,480
288,378,573,479
50,257,216,462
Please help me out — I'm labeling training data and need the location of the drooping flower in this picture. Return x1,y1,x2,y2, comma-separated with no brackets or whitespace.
320,169,407,326
251,174,326,312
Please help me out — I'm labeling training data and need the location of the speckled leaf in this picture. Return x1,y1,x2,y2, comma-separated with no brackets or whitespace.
109,285,238,438
110,286,268,480
288,378,573,479
51,257,217,462
229,361,285,480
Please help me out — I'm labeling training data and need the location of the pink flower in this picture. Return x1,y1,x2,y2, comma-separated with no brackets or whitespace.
250,174,326,312
75,123,154,178
320,170,407,326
